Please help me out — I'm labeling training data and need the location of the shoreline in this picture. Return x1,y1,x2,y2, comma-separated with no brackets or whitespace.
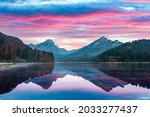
0,62,150,64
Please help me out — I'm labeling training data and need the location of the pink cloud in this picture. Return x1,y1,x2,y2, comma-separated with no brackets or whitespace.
0,11,150,50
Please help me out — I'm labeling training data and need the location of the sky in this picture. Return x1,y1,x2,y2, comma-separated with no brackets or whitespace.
0,0,150,50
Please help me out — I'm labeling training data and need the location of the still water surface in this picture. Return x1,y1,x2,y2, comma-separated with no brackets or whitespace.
0,63,150,100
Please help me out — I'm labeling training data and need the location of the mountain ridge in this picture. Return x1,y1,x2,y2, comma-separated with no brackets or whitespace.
28,39,76,59
0,32,54,62
97,39,150,62
58,37,123,62
29,37,123,62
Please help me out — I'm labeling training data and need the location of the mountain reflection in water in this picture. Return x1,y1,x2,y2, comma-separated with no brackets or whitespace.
0,63,150,100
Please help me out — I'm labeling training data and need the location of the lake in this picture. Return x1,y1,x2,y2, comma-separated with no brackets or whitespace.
0,62,150,100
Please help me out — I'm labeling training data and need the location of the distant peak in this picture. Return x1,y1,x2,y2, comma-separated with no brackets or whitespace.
98,37,121,43
95,36,109,42
98,36,108,41
100,36,107,39
44,39,54,43
41,39,55,45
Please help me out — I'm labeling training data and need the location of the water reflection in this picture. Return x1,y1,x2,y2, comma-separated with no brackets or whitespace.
0,63,150,100
0,63,54,94
98,63,150,89
52,63,127,92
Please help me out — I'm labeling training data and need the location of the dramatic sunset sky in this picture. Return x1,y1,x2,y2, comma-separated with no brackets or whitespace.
0,0,150,50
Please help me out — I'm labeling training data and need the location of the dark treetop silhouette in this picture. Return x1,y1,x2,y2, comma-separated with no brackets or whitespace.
97,40,150,62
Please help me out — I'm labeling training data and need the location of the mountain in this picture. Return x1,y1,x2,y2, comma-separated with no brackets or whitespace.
59,37,123,62
97,39,150,62
28,39,76,59
0,32,54,62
